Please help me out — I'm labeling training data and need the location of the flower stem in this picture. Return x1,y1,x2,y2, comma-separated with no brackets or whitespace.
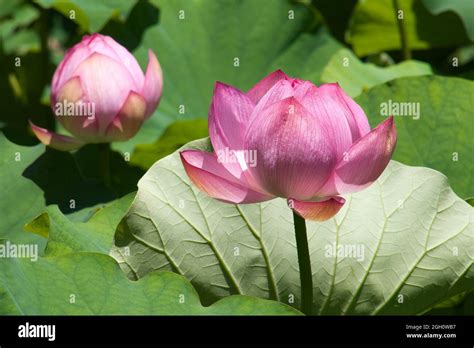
292,211,313,315
99,143,111,187
393,0,411,60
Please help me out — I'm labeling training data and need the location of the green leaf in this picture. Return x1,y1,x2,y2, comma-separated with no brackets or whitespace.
0,4,39,37
421,0,474,41
2,29,41,55
130,119,208,170
347,0,470,56
356,75,474,199
0,133,46,246
0,250,300,315
463,290,474,314
0,3,41,55
25,193,134,257
449,44,474,68
432,292,468,309
0,0,22,18
35,0,137,32
424,290,473,315
112,138,474,315
113,0,342,153
4,4,39,26
0,134,140,247
321,48,432,97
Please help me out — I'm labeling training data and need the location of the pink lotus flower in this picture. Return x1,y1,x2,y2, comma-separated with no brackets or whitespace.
180,70,397,221
30,33,163,151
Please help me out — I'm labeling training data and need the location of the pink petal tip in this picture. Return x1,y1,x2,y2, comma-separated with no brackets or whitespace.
288,197,346,221
29,121,84,151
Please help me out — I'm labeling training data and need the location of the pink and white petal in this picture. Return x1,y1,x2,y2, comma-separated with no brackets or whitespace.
318,83,371,141
52,43,92,98
334,84,371,138
334,116,397,194
250,79,295,121
245,97,337,200
182,150,243,184
312,172,338,197
209,82,254,155
98,35,144,89
74,52,137,133
30,121,84,151
106,91,147,142
293,80,316,100
141,49,163,118
246,69,289,103
300,85,354,162
54,76,99,142
180,150,274,204
53,34,145,94
289,197,345,221
55,74,83,102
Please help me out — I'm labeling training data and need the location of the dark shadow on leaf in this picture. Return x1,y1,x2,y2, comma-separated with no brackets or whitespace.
413,1,469,48
23,144,144,213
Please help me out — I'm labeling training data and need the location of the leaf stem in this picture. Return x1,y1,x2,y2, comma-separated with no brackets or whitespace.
292,211,313,315
99,143,111,187
393,0,411,60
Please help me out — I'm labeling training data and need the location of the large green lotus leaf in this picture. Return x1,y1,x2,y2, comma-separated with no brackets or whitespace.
0,133,46,246
347,0,470,56
321,48,432,97
356,75,474,199
35,0,137,32
421,0,474,41
112,0,342,153
111,138,473,315
0,250,300,315
24,193,134,257
0,133,140,247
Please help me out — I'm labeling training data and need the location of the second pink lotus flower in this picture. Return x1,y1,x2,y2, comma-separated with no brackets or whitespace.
181,70,397,221
30,33,163,151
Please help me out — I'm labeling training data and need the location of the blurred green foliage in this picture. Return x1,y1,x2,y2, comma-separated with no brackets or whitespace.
347,0,471,56
130,119,208,170
357,75,474,198
1,0,473,151
35,0,137,32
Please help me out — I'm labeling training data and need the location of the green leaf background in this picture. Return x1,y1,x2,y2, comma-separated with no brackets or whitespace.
356,75,474,199
347,0,471,56
0,0,473,315
35,0,137,33
421,0,474,41
321,48,432,97
0,248,300,315
25,193,135,257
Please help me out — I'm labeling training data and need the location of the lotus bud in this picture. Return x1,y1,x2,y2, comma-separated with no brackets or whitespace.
30,33,163,151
